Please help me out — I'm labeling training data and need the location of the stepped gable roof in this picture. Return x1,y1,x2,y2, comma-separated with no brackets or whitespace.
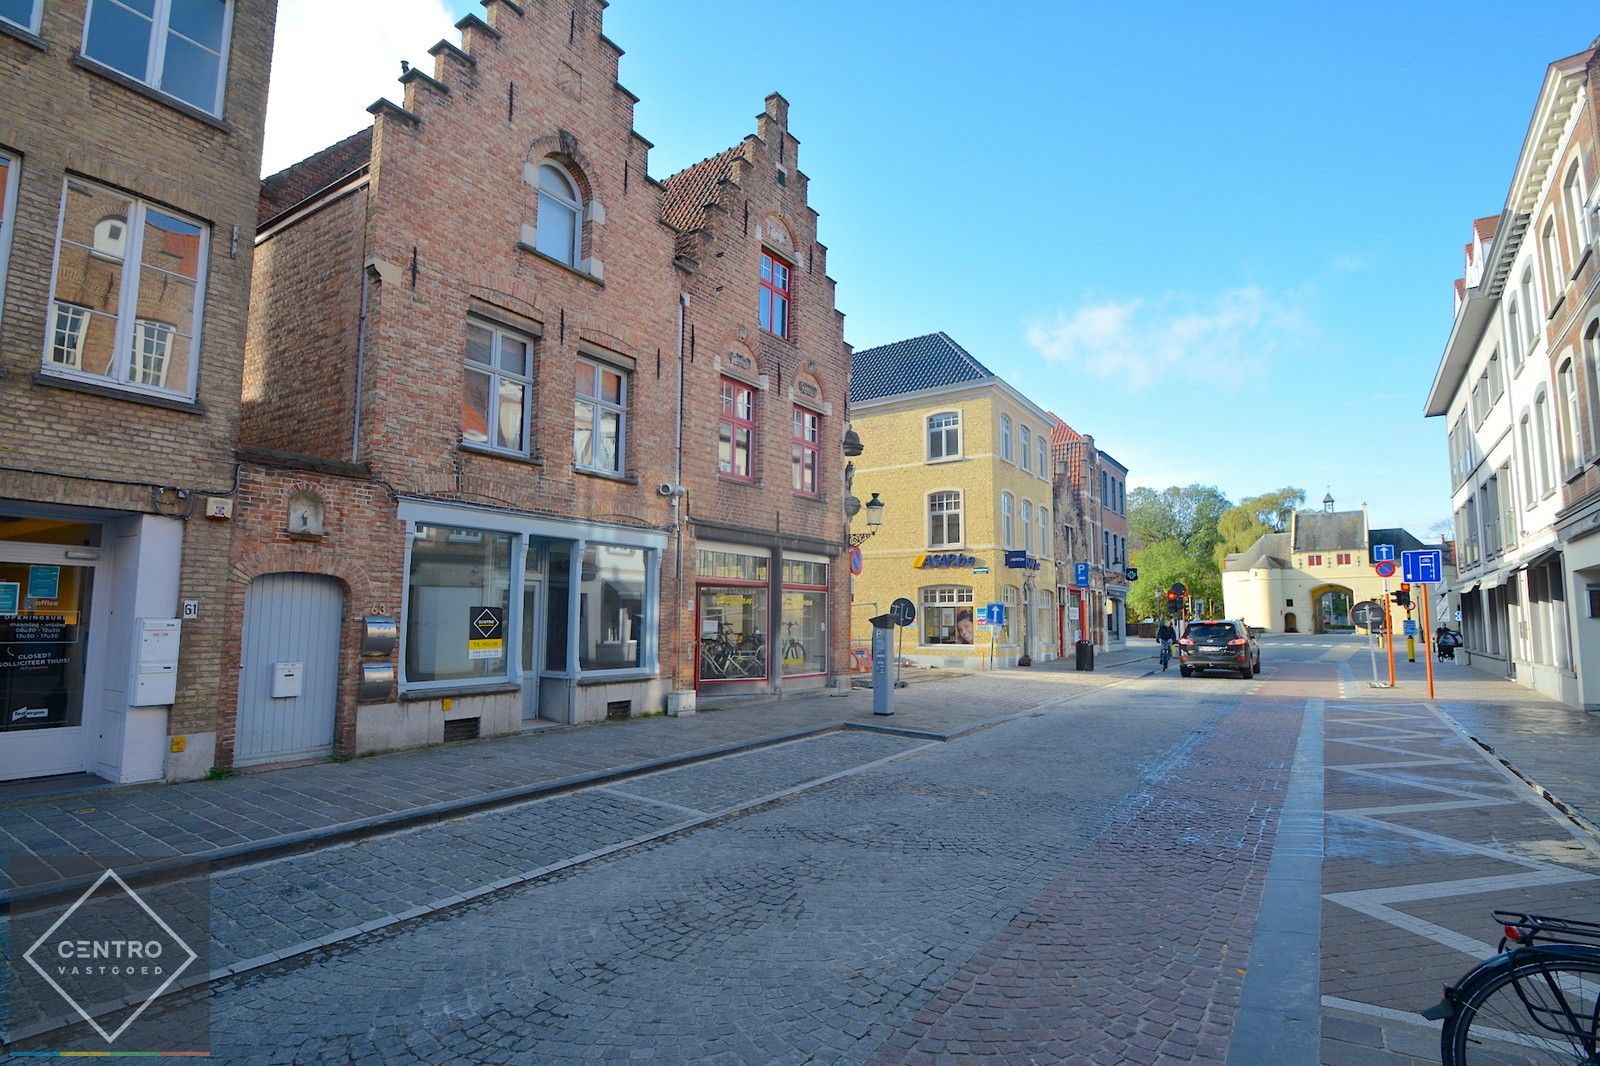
660,144,742,256
1368,527,1429,555
850,332,995,404
258,127,374,227
1292,509,1366,552
1225,532,1291,572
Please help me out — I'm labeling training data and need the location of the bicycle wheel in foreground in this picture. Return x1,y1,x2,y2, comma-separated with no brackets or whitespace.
1442,957,1600,1065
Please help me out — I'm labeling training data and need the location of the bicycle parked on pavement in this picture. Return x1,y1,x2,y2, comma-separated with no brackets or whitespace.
1421,910,1600,1064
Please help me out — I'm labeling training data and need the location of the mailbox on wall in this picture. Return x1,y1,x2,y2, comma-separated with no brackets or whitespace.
358,615,397,701
130,618,181,706
361,616,397,658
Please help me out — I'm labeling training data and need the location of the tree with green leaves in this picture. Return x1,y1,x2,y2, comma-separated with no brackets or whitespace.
1213,488,1305,568
1127,539,1223,621
1127,484,1231,558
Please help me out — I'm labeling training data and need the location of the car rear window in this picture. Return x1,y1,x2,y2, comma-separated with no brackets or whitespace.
1185,623,1238,641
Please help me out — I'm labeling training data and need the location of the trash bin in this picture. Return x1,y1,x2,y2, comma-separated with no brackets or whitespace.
1074,639,1094,671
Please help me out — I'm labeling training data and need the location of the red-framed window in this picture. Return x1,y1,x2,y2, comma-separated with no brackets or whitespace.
791,405,820,496
1307,554,1322,566
1336,552,1352,565
759,250,790,339
719,377,756,480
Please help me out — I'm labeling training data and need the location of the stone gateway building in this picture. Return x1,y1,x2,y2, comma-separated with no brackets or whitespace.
226,0,850,767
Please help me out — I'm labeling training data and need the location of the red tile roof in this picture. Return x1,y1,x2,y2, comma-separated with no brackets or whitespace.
660,144,741,256
1473,215,1500,240
258,127,374,227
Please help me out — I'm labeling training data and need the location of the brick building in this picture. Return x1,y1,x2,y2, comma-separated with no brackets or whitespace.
0,0,277,782
228,0,849,767
1049,420,1129,652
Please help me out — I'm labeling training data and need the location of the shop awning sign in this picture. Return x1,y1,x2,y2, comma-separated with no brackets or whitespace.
467,607,505,660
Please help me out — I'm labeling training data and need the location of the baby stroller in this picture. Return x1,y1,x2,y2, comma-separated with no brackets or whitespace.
1435,627,1462,661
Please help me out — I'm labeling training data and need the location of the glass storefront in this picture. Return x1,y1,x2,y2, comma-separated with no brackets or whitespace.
697,548,770,683
579,544,646,671
405,524,513,684
920,585,974,645
0,560,92,733
780,558,827,677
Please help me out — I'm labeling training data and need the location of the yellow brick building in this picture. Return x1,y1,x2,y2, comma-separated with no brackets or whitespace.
847,333,1058,667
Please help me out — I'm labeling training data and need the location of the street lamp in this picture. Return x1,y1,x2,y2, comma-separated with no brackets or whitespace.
849,492,884,547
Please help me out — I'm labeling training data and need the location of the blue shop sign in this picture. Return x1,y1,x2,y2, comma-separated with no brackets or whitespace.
1003,550,1040,571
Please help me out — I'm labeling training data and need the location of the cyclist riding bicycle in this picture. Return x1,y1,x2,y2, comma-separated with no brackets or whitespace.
1156,620,1177,671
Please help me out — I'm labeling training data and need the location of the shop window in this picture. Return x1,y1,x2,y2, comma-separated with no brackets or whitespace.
697,547,770,683
920,585,974,645
579,544,646,671
45,179,207,399
780,558,827,676
404,524,513,685
0,560,93,734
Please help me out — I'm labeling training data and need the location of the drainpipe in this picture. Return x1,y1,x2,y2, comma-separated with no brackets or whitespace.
352,266,370,463
671,293,689,692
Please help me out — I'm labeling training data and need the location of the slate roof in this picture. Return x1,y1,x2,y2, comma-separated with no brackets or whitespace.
1224,532,1290,572
660,145,742,258
258,127,374,227
1292,509,1366,552
850,332,996,404
1368,527,1429,555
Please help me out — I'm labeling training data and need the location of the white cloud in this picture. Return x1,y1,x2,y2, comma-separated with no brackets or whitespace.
1024,286,1310,391
261,0,457,176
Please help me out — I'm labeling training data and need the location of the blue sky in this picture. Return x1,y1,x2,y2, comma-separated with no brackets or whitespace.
263,1,1598,538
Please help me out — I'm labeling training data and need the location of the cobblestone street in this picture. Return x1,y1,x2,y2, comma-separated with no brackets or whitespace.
6,635,1600,1063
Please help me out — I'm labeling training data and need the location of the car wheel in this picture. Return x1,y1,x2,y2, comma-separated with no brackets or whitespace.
1239,666,1252,679
1179,665,1193,677
1252,658,1261,675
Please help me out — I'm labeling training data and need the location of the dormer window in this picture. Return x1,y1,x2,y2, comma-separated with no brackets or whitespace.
535,162,582,267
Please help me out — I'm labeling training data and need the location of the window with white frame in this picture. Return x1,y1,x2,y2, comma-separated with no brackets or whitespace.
929,491,962,547
44,178,206,399
1520,412,1536,509
1039,506,1049,558
1560,359,1582,471
1541,219,1561,305
464,320,533,454
920,585,974,645
1498,461,1518,548
574,357,627,474
1000,492,1015,548
1488,348,1504,403
1508,297,1524,369
535,162,582,267
1522,266,1540,342
1534,390,1554,495
1020,425,1033,472
83,0,232,116
0,0,41,33
1587,321,1600,453
1037,436,1049,479
1021,499,1033,552
927,411,960,460
0,149,17,329
1471,375,1488,427
1566,160,1588,262
999,413,1013,461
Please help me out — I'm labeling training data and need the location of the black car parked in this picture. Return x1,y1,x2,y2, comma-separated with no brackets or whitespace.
1179,619,1261,679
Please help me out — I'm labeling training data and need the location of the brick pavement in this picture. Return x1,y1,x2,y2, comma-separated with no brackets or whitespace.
0,660,1143,905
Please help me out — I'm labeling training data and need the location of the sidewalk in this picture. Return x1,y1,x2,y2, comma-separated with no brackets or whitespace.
0,662,1141,905
1340,642,1600,839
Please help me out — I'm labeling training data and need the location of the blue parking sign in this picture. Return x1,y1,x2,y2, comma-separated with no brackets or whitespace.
1073,562,1090,588
1401,548,1443,584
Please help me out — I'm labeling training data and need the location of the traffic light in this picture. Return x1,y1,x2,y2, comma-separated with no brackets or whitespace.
1166,589,1178,613
1391,586,1411,609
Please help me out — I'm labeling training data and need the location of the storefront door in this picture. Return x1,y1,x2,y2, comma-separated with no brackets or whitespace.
1,532,103,781
520,571,543,721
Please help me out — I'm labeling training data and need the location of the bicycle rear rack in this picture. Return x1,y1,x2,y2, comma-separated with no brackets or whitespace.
1493,910,1600,946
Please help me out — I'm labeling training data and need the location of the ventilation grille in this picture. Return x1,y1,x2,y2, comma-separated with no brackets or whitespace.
606,700,631,721
443,717,481,742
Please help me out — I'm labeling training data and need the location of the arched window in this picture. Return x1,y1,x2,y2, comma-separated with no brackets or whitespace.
1520,266,1539,347
1000,492,1015,548
1519,412,1536,509
1540,219,1561,305
999,413,1013,461
1021,499,1033,552
1565,159,1588,259
1559,359,1582,471
535,162,581,266
1508,297,1523,369
1534,389,1554,495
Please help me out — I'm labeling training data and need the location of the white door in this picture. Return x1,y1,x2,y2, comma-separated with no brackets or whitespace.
236,573,342,766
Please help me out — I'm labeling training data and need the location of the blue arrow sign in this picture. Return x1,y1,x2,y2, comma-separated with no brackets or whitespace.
1373,544,1395,562
1401,548,1443,584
